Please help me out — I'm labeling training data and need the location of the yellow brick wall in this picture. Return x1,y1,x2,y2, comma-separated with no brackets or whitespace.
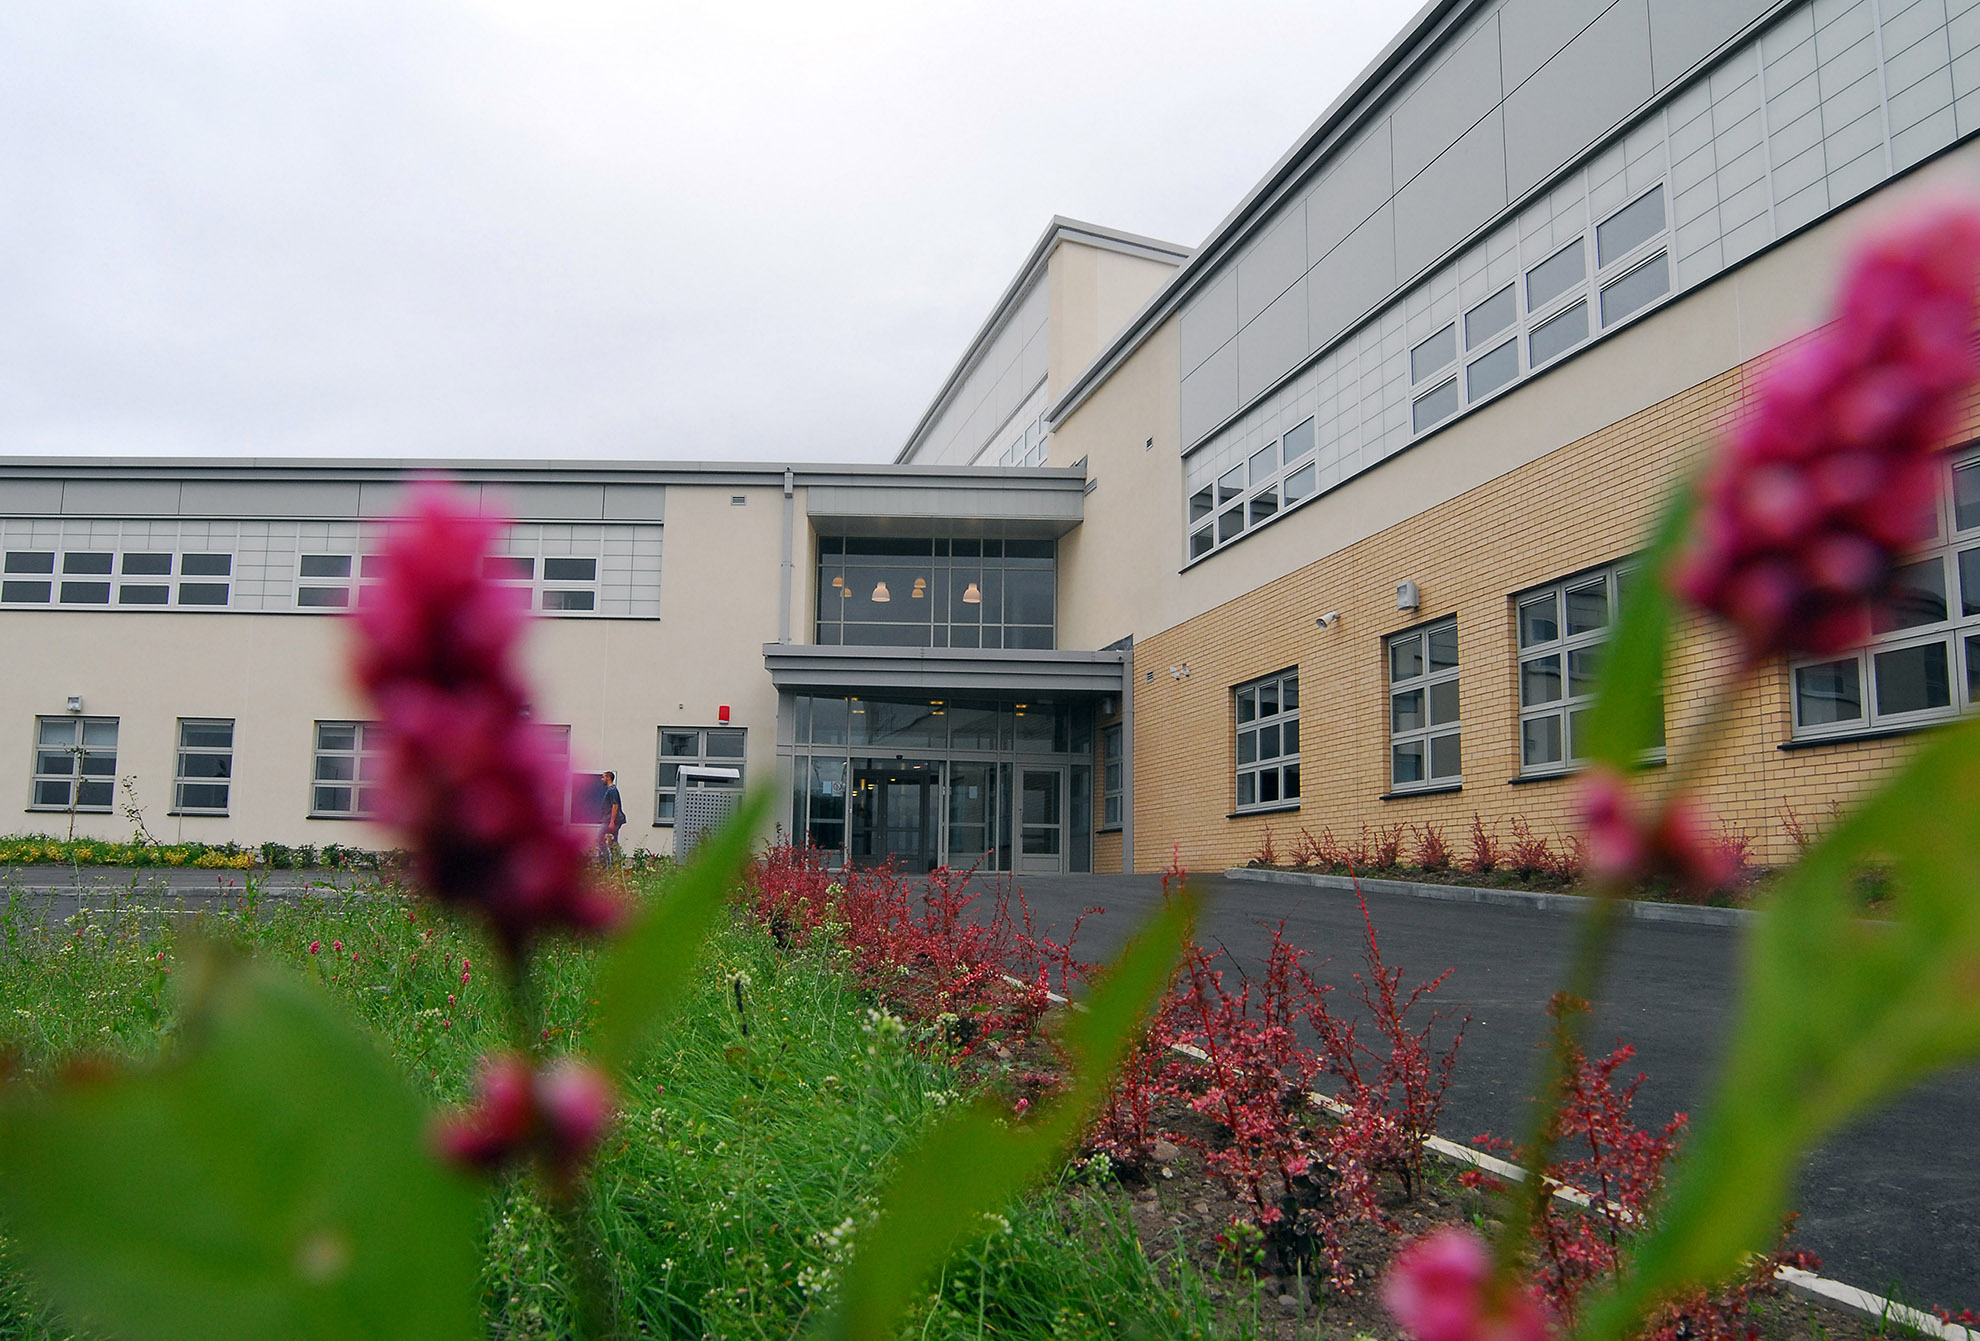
1124,350,1980,875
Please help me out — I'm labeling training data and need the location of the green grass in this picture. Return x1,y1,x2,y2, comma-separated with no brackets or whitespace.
0,872,1236,1340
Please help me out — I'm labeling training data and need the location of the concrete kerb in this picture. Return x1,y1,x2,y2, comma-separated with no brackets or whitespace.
1225,866,1760,928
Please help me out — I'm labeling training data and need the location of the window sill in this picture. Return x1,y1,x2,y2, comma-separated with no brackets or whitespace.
652,821,675,828
25,806,114,814
1228,802,1301,819
1380,782,1462,801
1780,722,1940,751
1510,751,1668,784
1097,825,1123,835
306,813,376,822
167,811,230,818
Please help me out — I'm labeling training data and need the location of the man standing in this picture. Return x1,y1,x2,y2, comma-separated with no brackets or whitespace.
598,770,625,865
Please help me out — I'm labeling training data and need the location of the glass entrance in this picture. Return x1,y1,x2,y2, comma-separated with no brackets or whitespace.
850,757,941,872
945,760,1000,873
1017,766,1064,875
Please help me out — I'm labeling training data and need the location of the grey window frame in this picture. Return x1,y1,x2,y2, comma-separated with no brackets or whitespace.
1387,618,1461,792
655,726,746,826
1100,722,1124,829
1516,563,1661,776
172,718,235,815
1233,669,1300,813
1186,417,1317,560
1790,449,1980,741
311,720,383,818
30,716,119,812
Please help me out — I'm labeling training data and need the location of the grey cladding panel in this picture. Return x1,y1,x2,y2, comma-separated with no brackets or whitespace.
61,480,181,514
485,483,603,520
1304,120,1394,263
1504,0,1655,197
1179,272,1238,376
2,480,63,514
1500,0,1620,90
1307,201,1397,350
359,480,483,518
179,480,361,518
1237,212,1308,326
1237,276,1310,404
604,483,668,521
1648,0,1774,87
1394,107,1509,278
1390,14,1505,186
1181,340,1241,446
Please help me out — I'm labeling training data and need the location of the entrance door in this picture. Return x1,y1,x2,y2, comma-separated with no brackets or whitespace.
1017,766,1064,875
946,760,998,873
850,757,940,872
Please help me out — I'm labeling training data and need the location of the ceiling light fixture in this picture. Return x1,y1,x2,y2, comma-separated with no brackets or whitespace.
962,582,982,604
871,581,891,603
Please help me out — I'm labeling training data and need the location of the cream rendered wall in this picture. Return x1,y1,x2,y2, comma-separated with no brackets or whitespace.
0,483,789,854
1054,137,1980,646
1046,243,1182,403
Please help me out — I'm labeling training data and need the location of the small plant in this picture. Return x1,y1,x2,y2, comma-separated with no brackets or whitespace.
1504,817,1555,880
1463,813,1499,874
1414,822,1452,872
1251,824,1280,867
1370,823,1406,872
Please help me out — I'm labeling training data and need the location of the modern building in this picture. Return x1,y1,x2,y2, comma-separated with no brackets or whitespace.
8,0,1980,875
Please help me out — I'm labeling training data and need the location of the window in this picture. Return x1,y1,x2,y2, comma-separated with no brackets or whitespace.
298,554,355,608
1234,670,1300,811
312,721,383,817
816,538,1054,650
1409,324,1455,383
1465,285,1516,350
1411,378,1460,433
1791,452,1980,739
1467,339,1519,399
655,726,745,824
32,716,118,810
1101,722,1124,828
1597,187,1665,266
178,553,231,607
1600,251,1670,326
1526,240,1585,310
4,551,53,604
1388,620,1460,790
1530,300,1589,367
174,719,234,814
1185,416,1317,560
1516,564,1660,774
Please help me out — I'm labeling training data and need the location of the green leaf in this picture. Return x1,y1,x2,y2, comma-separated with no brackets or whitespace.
0,952,481,1341
1576,482,1696,771
1575,715,1980,1341
593,787,772,1074
823,886,1199,1341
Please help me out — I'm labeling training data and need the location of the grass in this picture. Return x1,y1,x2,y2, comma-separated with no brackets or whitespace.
0,871,1240,1340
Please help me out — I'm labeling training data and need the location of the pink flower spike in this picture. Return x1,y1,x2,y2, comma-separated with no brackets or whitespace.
535,1059,616,1184
433,1053,535,1172
1382,1227,1552,1341
332,940,342,955
1576,769,1738,895
308,941,320,956
1680,202,1980,662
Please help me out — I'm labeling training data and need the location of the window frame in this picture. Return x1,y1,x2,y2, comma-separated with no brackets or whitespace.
1100,722,1124,829
1789,449,1980,742
29,715,119,812
1185,417,1318,561
1232,669,1300,814
1515,562,1662,777
655,725,747,826
172,717,235,815
1386,617,1462,793
310,720,384,819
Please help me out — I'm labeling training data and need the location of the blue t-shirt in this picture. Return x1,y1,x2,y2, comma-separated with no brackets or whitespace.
601,784,624,829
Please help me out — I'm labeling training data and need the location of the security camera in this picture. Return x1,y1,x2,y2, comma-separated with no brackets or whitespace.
1315,612,1340,629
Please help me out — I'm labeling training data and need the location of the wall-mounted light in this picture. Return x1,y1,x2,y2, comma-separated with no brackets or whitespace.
871,581,891,603
1315,611,1341,630
1169,664,1190,680
1396,579,1421,611
962,582,982,605
65,695,83,715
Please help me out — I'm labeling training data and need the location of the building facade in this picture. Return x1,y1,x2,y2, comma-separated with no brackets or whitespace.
8,0,1980,873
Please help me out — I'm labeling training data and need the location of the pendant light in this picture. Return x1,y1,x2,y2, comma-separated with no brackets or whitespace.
911,578,927,599
962,582,982,605
871,580,891,603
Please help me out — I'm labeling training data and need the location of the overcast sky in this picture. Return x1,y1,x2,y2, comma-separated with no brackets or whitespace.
0,1,1422,465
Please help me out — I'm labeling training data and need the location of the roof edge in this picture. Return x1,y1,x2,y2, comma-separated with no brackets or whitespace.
892,216,1192,466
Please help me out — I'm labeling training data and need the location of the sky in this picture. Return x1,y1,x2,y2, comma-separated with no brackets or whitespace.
0,1,1424,466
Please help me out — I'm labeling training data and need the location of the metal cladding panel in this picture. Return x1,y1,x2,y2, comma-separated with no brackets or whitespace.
1504,0,1656,197
60,480,181,514
1236,210,1309,327
1180,272,1239,376
178,480,362,518
3,480,63,514
492,482,605,520
1650,0,1774,87
1394,107,1509,278
603,483,668,521
1303,121,1394,265
1500,0,1619,92
1306,201,1397,353
1238,276,1311,405
1391,14,1505,186
355,479,482,517
762,646,1126,696
803,484,1083,524
1180,340,1241,446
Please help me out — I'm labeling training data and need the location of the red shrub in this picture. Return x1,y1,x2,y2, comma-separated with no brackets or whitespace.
1252,824,1280,867
1370,824,1407,872
1464,814,1500,874
1505,817,1556,879
1413,823,1452,872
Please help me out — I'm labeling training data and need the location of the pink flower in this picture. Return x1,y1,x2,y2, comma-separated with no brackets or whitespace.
332,940,343,955
1382,1228,1552,1341
351,484,621,954
432,1053,616,1189
460,969,471,987
535,1059,617,1183
1577,769,1737,893
308,941,320,956
433,1054,535,1171
1675,203,1980,660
